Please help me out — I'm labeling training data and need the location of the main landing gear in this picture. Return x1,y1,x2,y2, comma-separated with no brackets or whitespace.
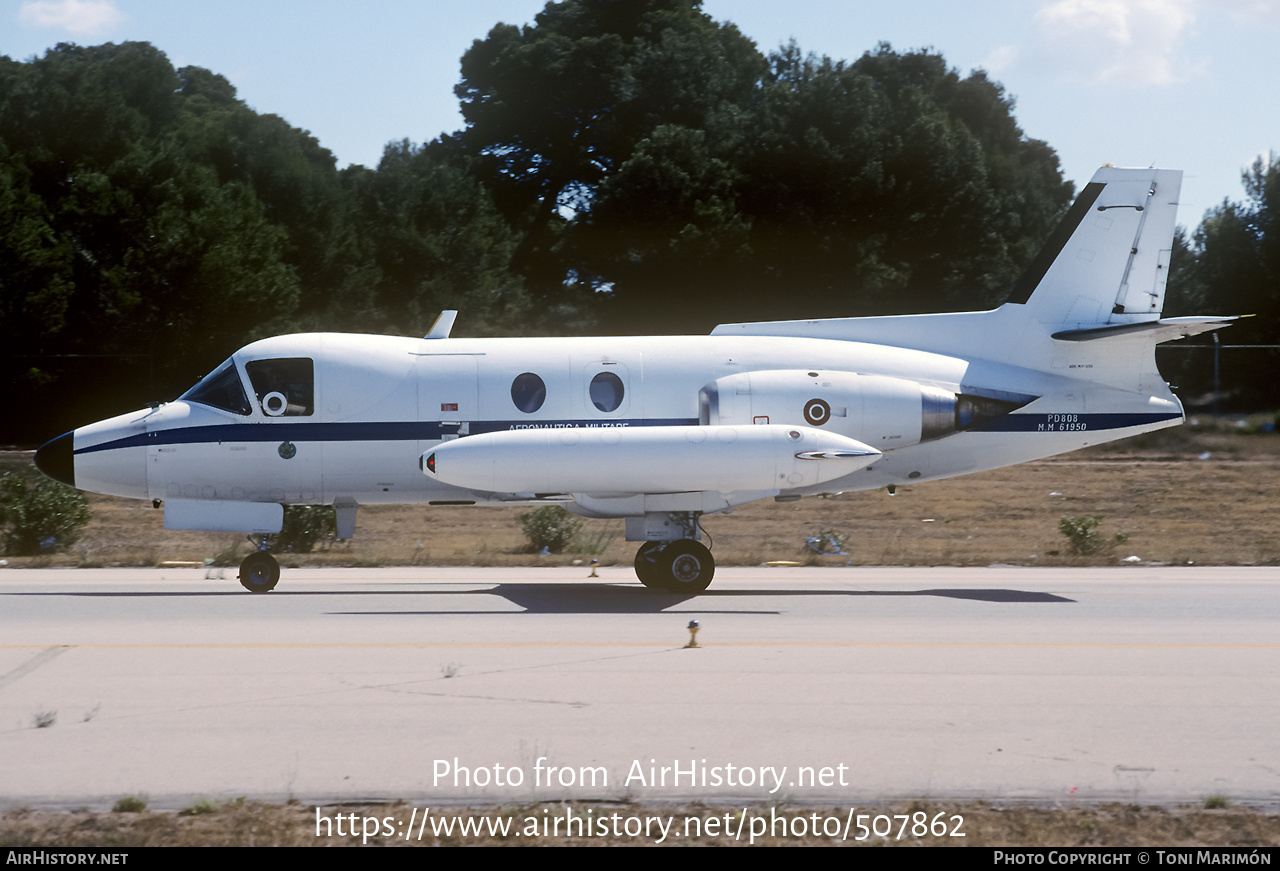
239,537,280,592
633,539,715,594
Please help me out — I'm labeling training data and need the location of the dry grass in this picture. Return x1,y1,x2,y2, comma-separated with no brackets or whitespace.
4,420,1278,569
2,800,1279,847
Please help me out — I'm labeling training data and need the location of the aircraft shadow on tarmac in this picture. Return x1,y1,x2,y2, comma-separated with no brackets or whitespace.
330,583,1077,615
18,584,1074,615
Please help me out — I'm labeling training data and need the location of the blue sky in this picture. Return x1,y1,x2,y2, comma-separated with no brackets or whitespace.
4,0,1278,230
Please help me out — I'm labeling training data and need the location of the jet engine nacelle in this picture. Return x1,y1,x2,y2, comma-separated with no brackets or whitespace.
700,369,964,449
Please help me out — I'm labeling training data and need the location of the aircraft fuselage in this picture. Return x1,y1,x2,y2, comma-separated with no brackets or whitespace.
50,330,1180,516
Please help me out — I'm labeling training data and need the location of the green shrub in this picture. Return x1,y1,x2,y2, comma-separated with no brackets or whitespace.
277,505,336,553
1058,515,1129,556
113,795,147,813
520,505,580,553
0,471,91,556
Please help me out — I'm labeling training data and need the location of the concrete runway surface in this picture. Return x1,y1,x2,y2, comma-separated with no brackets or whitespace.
1,565,1277,810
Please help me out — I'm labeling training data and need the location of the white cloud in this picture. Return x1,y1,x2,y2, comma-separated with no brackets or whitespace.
1031,0,1199,85
17,0,125,36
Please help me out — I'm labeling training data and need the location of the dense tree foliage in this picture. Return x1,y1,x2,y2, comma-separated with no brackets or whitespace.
2,46,298,375
455,0,764,311
569,43,1073,331
0,43,527,440
341,140,530,336
1167,155,1280,407
1192,156,1280,327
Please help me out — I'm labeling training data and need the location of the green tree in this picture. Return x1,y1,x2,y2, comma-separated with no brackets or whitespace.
457,0,759,214
1195,156,1279,320
1182,154,1280,408
0,43,307,416
171,64,346,324
571,42,1073,332
339,140,531,337
455,0,764,306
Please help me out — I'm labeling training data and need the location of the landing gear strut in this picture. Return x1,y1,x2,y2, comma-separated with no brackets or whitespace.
634,542,668,590
239,538,280,593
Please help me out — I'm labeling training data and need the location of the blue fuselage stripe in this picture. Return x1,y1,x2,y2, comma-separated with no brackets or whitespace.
967,412,1181,433
73,418,701,455
73,412,1181,455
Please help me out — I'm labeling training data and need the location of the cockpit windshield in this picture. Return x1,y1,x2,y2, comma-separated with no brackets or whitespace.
181,360,252,415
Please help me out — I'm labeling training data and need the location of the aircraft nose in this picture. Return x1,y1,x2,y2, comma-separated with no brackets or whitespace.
35,432,76,488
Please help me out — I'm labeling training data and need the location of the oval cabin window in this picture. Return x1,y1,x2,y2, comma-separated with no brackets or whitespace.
589,371,624,412
510,372,546,413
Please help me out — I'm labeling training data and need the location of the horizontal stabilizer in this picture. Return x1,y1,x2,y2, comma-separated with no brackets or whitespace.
1052,316,1239,343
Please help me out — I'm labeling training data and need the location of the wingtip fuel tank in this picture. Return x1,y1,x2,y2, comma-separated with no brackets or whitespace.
422,424,880,495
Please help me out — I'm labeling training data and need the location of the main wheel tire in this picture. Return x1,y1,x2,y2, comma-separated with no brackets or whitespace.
659,540,715,594
634,542,668,589
239,551,280,593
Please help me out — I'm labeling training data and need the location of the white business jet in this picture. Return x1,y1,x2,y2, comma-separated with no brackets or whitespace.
35,166,1234,594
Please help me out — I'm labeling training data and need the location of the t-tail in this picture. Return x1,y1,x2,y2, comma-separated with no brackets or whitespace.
713,165,1237,390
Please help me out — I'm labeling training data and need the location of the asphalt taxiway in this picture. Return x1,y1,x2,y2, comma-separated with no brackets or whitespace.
1,565,1277,809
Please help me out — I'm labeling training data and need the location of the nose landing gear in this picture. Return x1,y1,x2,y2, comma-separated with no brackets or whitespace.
238,537,280,592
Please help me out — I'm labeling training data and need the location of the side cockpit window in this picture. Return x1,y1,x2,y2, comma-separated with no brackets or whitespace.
246,358,314,416
182,361,252,415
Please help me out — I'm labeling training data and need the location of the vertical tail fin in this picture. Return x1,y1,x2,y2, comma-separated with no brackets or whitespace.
1015,166,1182,328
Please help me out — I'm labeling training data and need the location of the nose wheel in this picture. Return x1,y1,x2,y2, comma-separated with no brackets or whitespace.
633,540,715,594
239,551,280,592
